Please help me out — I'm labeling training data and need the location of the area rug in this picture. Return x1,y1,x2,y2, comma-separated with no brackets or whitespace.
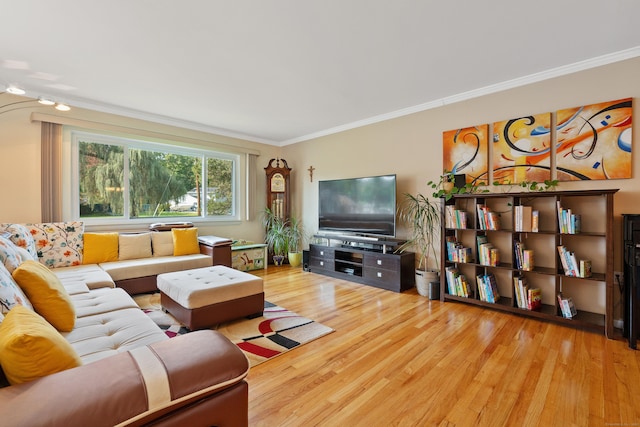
134,293,334,367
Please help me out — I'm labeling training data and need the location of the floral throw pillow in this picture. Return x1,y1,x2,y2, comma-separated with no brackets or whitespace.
25,222,84,269
0,224,38,260
0,263,33,315
0,236,23,274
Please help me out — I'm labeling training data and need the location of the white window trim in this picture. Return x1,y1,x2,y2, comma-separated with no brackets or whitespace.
63,128,242,227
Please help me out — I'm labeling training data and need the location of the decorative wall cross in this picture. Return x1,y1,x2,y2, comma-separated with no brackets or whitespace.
308,165,315,182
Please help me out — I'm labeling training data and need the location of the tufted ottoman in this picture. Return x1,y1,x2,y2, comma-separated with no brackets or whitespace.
157,265,264,330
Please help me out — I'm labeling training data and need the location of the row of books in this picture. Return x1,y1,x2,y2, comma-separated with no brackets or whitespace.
513,241,534,271
513,276,542,310
445,236,472,263
476,205,501,230
445,267,472,297
556,201,581,234
477,235,499,266
514,205,539,232
476,273,500,303
557,245,592,277
444,205,468,229
557,294,578,318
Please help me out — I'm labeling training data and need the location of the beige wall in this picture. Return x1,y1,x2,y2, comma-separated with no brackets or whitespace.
282,57,639,321
283,56,640,276
0,97,282,243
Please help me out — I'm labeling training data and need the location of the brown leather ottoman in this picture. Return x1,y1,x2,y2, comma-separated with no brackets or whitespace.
157,266,264,330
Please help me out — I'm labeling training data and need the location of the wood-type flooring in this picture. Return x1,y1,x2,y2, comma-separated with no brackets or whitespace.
247,266,640,426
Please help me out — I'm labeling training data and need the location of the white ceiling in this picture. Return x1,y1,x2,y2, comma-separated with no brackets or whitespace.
2,1,640,145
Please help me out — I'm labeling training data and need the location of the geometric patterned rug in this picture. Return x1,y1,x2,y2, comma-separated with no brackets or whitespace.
134,292,334,367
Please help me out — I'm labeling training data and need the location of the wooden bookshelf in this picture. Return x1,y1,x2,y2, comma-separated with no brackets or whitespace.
440,189,618,337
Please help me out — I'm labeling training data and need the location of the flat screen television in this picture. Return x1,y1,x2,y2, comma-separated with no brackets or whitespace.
318,174,396,238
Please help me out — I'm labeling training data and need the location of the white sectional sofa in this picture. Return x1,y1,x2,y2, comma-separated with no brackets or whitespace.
0,222,249,426
0,221,231,295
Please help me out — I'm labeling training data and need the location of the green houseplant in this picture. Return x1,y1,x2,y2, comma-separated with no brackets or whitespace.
397,192,441,296
262,207,305,267
285,215,305,267
263,207,288,265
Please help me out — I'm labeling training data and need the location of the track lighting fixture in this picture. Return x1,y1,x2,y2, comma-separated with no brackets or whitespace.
38,97,55,106
6,86,26,95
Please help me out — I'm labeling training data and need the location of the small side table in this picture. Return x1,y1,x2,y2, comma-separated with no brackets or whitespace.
231,243,268,271
198,235,232,267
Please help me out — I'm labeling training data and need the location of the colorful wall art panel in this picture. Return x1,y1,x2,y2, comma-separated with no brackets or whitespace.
443,124,489,185
555,98,632,181
492,113,552,185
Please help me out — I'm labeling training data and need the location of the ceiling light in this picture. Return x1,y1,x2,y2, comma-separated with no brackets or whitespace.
6,86,26,95
55,103,70,111
38,97,55,106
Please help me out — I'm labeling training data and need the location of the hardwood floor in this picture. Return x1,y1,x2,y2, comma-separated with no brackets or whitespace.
246,266,640,427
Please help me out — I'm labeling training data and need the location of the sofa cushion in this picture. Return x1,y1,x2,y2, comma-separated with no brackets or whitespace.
0,263,33,315
0,235,23,274
119,233,152,260
83,232,119,264
99,254,212,282
70,287,139,318
53,264,115,290
0,306,81,385
64,307,168,364
27,222,83,268
151,232,174,257
172,228,200,256
0,223,38,260
12,261,75,332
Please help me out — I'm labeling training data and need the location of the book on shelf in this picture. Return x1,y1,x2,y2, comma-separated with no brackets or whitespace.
514,205,533,232
476,205,501,230
513,242,533,270
513,275,528,309
557,294,578,318
556,201,581,234
557,245,580,277
445,266,471,297
527,288,542,311
477,273,500,303
531,210,539,232
445,205,468,229
579,259,592,278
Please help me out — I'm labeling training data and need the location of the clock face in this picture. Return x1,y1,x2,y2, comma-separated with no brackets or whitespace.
271,173,285,192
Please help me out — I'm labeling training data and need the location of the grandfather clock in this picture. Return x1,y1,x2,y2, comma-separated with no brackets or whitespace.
264,158,291,221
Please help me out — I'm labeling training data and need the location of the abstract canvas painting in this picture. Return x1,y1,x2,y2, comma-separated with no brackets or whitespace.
492,113,552,185
555,98,632,181
442,124,489,185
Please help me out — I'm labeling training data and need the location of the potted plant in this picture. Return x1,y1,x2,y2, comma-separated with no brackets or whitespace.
263,208,306,267
285,215,305,267
397,192,441,297
263,207,289,265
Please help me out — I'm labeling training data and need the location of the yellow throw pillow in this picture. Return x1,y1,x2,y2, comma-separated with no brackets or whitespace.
83,232,119,264
12,260,75,332
172,227,200,256
0,305,81,385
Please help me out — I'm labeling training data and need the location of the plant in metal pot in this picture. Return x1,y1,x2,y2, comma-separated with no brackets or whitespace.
397,192,441,296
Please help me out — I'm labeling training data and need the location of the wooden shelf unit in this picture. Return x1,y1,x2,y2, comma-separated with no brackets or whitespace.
440,189,618,337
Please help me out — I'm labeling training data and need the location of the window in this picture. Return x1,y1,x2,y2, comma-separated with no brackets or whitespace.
72,131,239,222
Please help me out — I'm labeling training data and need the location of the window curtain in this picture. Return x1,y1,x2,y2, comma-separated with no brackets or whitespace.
246,153,258,221
41,122,62,222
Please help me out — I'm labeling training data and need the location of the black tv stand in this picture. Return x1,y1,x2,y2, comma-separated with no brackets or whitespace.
309,234,415,292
